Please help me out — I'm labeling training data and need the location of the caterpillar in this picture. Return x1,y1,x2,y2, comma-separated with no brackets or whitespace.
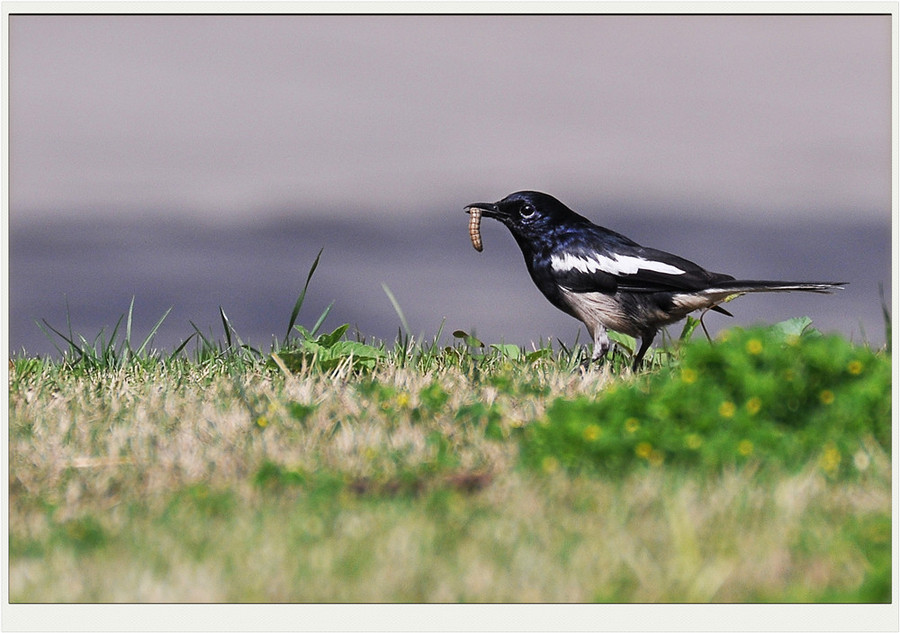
467,207,483,252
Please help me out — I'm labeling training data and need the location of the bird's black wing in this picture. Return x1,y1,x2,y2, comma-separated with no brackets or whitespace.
549,229,734,295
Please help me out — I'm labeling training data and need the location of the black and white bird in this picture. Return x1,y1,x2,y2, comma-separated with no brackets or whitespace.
465,191,844,371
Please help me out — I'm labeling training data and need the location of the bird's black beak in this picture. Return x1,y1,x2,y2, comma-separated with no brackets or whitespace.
464,201,500,218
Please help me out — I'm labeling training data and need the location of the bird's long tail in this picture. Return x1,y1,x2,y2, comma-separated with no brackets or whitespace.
689,280,844,318
699,281,844,310
707,280,845,295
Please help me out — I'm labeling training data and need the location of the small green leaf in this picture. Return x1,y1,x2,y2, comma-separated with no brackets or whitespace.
525,348,552,363
490,343,521,360
316,323,351,348
452,330,484,348
772,316,816,338
607,330,635,354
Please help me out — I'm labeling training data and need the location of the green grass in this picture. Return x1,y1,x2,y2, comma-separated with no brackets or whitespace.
7,256,893,603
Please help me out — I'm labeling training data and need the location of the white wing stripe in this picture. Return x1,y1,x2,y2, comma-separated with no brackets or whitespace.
550,252,685,276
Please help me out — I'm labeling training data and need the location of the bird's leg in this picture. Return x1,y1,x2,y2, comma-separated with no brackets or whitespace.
632,329,658,372
592,325,611,363
579,324,610,370
699,306,714,342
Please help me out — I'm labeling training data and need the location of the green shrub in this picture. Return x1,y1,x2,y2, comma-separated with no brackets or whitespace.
519,323,891,478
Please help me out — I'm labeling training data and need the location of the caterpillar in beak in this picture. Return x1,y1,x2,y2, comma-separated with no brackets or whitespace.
466,207,483,252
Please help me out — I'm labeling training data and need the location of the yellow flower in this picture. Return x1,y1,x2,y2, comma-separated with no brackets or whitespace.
819,443,841,474
737,440,754,456
746,339,763,355
681,368,697,384
745,397,762,415
684,434,703,450
582,424,602,442
635,442,653,459
541,456,559,474
396,392,410,408
819,390,835,405
719,401,736,418
255,416,269,428
847,360,863,375
624,418,640,434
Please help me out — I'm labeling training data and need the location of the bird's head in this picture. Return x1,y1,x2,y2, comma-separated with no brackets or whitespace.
465,191,583,250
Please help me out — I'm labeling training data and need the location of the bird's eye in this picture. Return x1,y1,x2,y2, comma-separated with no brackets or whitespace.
519,204,536,219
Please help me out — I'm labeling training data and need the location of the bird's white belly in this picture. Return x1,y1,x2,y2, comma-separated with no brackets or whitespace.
559,288,639,337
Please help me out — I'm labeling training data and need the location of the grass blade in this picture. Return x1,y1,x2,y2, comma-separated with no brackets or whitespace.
134,306,173,357
285,247,325,344
310,301,334,337
189,320,214,349
39,318,80,355
382,283,411,338
879,282,891,351
77,333,92,356
679,316,700,342
125,296,136,355
34,319,67,358
169,332,198,360
64,295,74,353
107,313,126,358
220,306,234,349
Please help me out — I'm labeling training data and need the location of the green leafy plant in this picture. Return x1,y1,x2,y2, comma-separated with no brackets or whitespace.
519,320,891,478
274,323,386,372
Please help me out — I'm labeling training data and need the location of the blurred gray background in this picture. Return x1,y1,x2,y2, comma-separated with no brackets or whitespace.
7,14,893,357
